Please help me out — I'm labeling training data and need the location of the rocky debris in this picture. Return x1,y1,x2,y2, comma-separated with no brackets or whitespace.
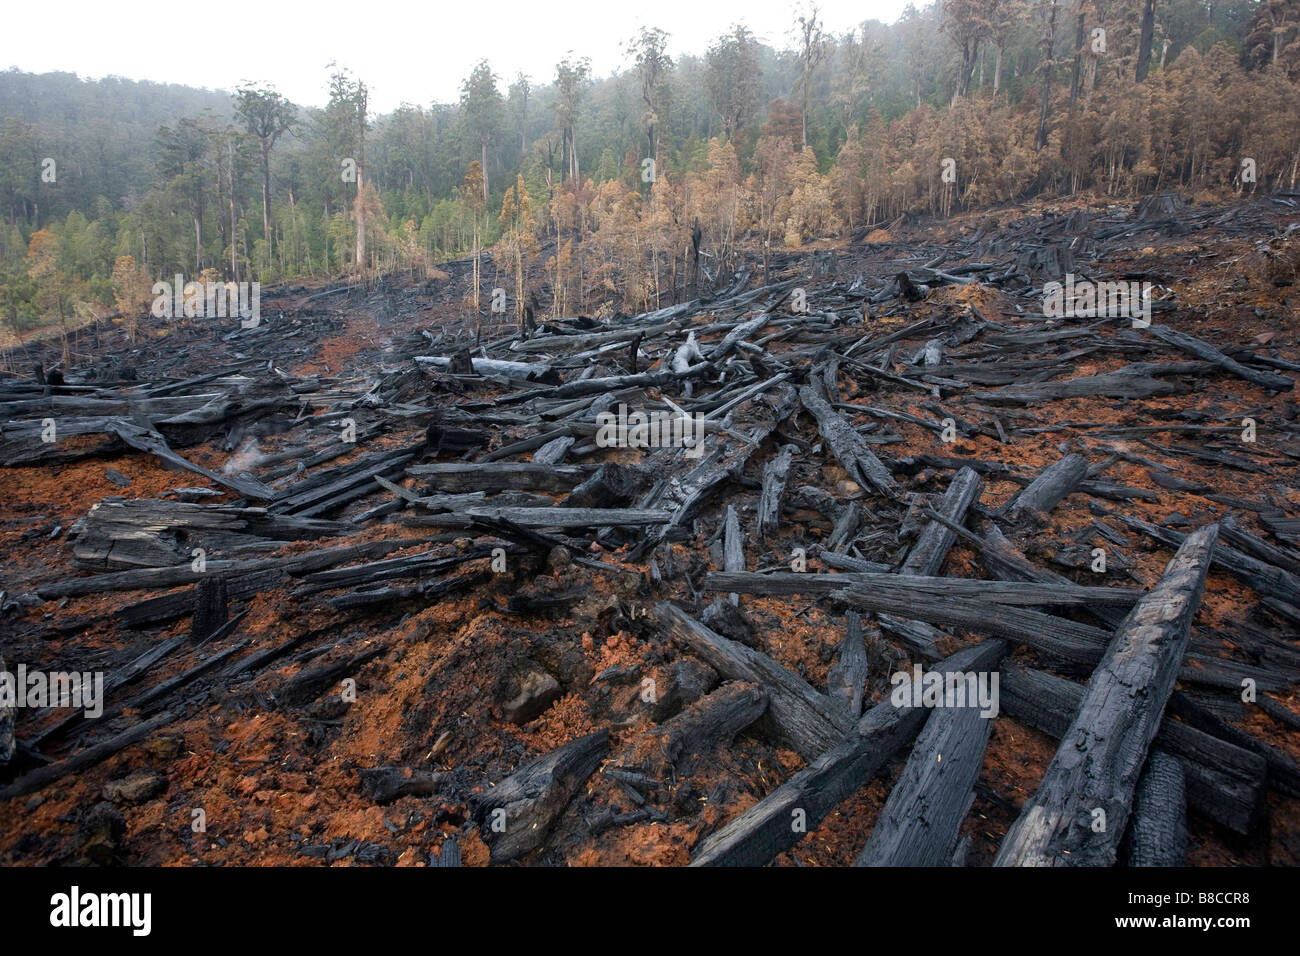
103,770,167,806
77,802,126,865
500,668,561,725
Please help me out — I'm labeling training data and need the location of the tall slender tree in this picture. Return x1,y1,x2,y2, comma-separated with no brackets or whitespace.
324,68,370,271
497,173,537,331
461,161,486,330
793,3,830,149
1036,0,1060,149
942,0,994,101
1136,0,1158,80
233,83,295,255
554,57,591,182
157,116,216,271
626,28,672,166
705,25,760,138
460,61,503,202
508,73,531,159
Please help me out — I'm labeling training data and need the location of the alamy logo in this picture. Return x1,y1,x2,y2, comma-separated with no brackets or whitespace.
0,665,102,718
595,404,707,459
1043,273,1151,327
50,886,151,936
890,664,999,718
150,275,260,328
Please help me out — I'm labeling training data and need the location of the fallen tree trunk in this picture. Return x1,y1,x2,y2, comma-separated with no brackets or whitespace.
656,602,852,760
358,767,446,804
1110,511,1300,607
830,584,1113,665
756,444,796,538
998,664,1264,834
614,682,767,778
500,364,710,405
110,420,274,500
38,539,423,600
1147,324,1292,391
414,355,557,382
405,461,595,493
1000,452,1088,521
560,463,641,510
277,645,386,707
974,524,1128,629
798,385,898,497
690,641,1003,867
0,710,179,801
401,506,670,530
901,467,982,575
704,571,1139,606
1170,691,1300,799
826,611,868,719
972,364,1194,405
471,730,609,863
723,505,744,605
1125,752,1188,866
994,523,1218,866
855,641,1008,866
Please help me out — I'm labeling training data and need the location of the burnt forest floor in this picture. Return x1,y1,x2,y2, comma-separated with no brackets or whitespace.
1,190,1299,867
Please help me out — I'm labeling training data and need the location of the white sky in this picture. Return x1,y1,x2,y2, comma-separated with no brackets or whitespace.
4,0,913,113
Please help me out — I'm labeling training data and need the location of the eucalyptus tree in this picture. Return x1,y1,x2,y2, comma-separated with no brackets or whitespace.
460,61,503,202
233,83,296,251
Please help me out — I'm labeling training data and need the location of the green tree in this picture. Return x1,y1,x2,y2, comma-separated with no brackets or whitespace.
461,161,486,327
626,27,673,165
793,3,830,148
157,115,217,271
26,228,73,363
508,73,531,159
706,25,761,138
554,57,592,182
324,68,370,271
460,61,503,202
233,84,296,257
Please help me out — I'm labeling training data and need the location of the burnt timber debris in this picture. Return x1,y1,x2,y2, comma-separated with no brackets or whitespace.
1,192,1299,867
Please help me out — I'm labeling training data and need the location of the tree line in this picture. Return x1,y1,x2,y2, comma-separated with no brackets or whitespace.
1,0,1298,347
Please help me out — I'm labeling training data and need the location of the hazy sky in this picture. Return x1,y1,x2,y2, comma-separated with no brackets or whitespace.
5,0,913,112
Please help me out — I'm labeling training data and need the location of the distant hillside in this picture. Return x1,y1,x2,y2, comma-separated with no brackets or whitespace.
1,0,1294,347
0,70,234,222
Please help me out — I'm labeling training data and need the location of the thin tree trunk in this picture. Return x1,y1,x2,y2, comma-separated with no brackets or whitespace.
1068,4,1086,111
229,140,239,283
354,167,366,271
1136,0,1157,81
261,144,271,250
355,95,368,273
195,181,205,271
1036,0,1058,151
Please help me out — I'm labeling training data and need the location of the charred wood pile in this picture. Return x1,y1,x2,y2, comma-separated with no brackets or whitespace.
1,192,1299,867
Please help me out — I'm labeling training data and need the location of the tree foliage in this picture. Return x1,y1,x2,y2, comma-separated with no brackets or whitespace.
2,0,1296,331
